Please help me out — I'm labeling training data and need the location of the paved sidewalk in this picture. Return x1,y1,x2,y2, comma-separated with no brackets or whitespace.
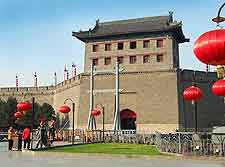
1,151,225,167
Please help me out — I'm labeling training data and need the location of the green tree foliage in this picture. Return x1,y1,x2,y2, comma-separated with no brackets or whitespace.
5,97,17,126
0,100,8,127
0,97,56,129
39,103,55,122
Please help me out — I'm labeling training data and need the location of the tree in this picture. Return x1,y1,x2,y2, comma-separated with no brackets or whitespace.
40,103,55,121
0,98,56,129
5,97,17,127
16,102,55,129
0,99,8,128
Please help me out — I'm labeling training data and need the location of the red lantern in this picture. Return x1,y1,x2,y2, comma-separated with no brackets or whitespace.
183,86,203,101
212,79,225,96
58,105,71,113
91,108,101,116
17,102,32,112
14,111,23,119
193,29,225,66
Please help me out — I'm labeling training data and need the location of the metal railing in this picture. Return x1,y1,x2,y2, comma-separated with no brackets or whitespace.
155,132,225,156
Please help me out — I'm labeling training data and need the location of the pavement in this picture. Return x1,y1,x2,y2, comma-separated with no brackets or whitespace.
1,151,225,167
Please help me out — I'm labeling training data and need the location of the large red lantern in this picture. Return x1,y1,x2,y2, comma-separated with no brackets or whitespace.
58,105,71,113
183,86,203,101
17,102,32,112
193,29,225,66
14,111,23,119
212,79,225,96
91,108,101,116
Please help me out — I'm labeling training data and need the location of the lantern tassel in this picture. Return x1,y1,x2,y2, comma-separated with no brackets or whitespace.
216,65,225,79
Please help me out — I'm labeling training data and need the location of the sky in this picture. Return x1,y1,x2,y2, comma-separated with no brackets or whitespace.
0,0,223,87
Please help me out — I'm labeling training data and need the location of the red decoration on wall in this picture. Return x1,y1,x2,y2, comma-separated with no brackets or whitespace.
120,110,136,119
14,111,23,119
58,105,71,113
193,29,225,66
183,86,203,101
212,79,225,96
17,102,32,112
91,108,101,116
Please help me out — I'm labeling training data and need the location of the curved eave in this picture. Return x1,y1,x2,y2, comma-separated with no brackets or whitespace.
171,26,189,43
72,26,189,43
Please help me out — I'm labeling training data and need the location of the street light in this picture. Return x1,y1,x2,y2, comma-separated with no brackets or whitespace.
91,105,105,142
212,2,225,25
194,2,225,77
16,99,34,149
183,73,203,133
58,98,75,145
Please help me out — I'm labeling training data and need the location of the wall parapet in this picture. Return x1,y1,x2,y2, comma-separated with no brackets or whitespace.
0,74,82,96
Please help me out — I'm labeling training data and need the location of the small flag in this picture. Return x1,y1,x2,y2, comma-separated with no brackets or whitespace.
16,75,18,90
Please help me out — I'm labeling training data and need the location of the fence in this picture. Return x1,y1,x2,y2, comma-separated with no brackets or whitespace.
31,129,156,149
103,130,155,144
3,128,225,157
30,128,104,149
155,131,225,156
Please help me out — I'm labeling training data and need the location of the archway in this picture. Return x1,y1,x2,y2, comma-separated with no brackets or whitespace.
120,109,136,130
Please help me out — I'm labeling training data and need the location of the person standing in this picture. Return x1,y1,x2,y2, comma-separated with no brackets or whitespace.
22,127,31,149
17,130,22,151
8,127,14,151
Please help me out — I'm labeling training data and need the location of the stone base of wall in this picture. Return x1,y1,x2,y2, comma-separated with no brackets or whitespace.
77,123,178,134
137,124,178,133
77,124,113,130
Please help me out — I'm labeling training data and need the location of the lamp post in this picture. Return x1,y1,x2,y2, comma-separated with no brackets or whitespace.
16,99,34,149
102,106,105,142
212,2,225,25
58,98,75,145
183,73,203,133
194,2,225,74
96,105,105,142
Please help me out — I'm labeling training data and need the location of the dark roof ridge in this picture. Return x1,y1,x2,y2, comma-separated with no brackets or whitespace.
73,13,189,43
99,15,169,26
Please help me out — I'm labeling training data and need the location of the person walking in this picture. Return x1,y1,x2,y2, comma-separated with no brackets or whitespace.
49,120,55,144
22,127,31,149
35,121,48,148
8,127,14,151
35,121,44,149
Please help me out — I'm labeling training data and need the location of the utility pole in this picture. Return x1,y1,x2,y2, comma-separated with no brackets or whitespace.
87,62,123,131
16,75,19,91
34,72,38,88
113,62,121,130
54,72,57,86
102,106,105,142
87,63,94,129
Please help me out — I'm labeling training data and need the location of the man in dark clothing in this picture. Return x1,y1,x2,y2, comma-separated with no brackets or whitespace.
35,121,49,148
49,120,55,144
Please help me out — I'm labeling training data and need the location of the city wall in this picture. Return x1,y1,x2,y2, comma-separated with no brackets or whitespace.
0,69,224,133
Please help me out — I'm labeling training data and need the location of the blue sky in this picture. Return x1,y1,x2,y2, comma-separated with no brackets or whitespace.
0,0,222,87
